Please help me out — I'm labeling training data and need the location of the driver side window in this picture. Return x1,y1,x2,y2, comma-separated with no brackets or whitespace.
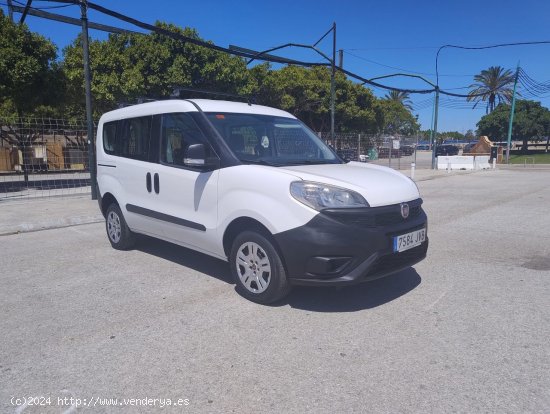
160,113,206,167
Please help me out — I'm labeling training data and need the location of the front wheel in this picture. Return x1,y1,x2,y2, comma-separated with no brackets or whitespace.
230,231,291,304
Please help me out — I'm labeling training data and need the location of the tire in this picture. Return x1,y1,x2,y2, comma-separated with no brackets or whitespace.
230,231,291,304
105,203,135,250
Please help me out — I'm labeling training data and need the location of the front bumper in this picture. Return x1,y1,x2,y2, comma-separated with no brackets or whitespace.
274,198,428,286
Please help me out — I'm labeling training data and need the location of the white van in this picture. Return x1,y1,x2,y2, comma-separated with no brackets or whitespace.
96,99,428,304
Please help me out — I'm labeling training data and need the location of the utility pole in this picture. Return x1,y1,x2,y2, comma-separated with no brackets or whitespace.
338,49,344,69
506,62,520,163
80,0,97,200
428,91,436,151
330,22,336,144
431,87,440,169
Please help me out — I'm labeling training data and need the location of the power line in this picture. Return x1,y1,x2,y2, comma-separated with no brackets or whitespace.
345,50,473,78
516,68,550,100
8,1,528,100
346,46,439,51
36,0,439,95
436,41,550,86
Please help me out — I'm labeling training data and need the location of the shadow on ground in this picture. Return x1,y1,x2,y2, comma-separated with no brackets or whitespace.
281,268,421,312
135,235,232,285
135,236,422,312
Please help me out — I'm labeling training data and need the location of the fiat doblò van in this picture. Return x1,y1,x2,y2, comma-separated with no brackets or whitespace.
96,99,428,304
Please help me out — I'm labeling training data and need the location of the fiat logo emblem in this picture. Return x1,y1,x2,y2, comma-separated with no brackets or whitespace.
401,203,410,219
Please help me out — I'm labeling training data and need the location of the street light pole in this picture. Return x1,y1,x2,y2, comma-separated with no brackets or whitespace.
80,0,97,200
431,87,440,169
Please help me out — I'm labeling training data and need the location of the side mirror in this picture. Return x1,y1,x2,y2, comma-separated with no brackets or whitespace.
184,143,220,169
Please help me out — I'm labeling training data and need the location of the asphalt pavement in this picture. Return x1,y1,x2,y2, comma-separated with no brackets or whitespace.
0,166,479,237
1,169,549,413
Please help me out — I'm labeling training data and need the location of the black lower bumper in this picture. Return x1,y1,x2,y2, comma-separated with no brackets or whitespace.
274,200,428,286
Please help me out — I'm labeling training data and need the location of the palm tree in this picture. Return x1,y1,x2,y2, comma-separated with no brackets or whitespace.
467,66,516,113
384,90,413,111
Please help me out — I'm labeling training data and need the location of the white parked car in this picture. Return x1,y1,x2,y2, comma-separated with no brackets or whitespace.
96,99,428,304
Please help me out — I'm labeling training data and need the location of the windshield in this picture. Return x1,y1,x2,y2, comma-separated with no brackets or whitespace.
205,112,342,166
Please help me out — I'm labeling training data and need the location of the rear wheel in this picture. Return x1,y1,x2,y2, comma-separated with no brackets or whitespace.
105,203,135,250
230,231,291,304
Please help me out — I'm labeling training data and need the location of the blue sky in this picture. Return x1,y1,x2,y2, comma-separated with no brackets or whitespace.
3,0,550,132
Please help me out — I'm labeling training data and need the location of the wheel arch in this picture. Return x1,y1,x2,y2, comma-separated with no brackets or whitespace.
222,217,284,264
100,192,118,217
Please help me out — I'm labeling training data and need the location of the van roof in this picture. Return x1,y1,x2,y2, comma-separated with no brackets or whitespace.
98,99,296,123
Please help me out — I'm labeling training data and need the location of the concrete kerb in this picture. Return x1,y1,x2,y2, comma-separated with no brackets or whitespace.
0,168,503,236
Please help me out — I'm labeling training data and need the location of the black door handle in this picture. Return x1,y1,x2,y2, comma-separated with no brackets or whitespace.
146,172,152,193
154,173,160,194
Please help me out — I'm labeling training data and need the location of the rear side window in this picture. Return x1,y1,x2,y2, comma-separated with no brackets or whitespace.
160,113,207,167
117,116,152,161
102,121,117,155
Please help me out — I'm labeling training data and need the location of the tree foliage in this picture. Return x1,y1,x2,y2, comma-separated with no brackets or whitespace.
62,23,250,118
467,66,515,114
2,16,421,135
419,130,470,142
0,10,62,120
476,100,550,151
384,90,413,111
378,99,419,135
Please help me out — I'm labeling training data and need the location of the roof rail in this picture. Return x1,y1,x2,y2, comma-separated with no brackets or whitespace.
115,89,255,108
116,97,156,108
170,87,254,106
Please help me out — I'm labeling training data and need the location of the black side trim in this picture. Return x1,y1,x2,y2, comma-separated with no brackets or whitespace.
125,204,206,231
98,163,116,168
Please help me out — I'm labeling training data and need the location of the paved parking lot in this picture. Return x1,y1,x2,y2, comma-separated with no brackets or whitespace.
1,169,549,413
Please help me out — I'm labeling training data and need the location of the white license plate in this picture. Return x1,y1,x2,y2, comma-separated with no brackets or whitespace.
393,228,426,252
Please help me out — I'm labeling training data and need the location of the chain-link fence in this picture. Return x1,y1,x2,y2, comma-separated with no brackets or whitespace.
0,118,93,200
318,132,431,170
0,119,434,201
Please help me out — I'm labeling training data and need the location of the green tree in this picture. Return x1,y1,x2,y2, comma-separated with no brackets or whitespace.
476,100,550,152
440,131,465,141
467,66,515,114
62,23,251,118
335,76,382,133
250,66,381,133
256,65,331,131
0,10,62,119
378,99,419,135
384,90,413,111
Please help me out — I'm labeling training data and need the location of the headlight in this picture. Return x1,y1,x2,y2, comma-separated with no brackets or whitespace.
290,181,369,210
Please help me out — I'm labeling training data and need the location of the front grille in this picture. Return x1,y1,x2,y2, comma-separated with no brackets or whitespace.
324,199,423,228
373,206,421,226
367,243,427,277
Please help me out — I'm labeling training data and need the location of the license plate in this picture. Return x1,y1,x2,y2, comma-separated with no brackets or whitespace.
393,228,426,253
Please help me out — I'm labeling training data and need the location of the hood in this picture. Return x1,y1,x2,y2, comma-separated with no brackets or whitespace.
279,161,419,207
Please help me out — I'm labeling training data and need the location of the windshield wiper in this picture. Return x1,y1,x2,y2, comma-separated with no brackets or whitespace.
283,160,339,166
239,158,282,167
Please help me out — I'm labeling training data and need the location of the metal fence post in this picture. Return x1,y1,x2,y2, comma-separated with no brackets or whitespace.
80,0,97,200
